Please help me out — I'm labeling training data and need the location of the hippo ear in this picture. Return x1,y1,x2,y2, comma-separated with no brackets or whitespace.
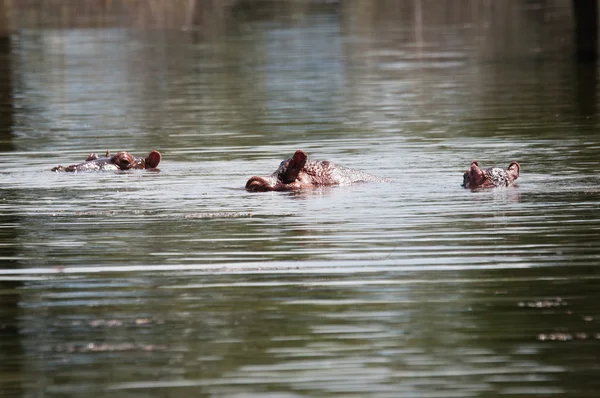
145,151,161,169
464,161,485,187
290,150,307,168
470,161,485,179
279,150,307,183
507,162,520,180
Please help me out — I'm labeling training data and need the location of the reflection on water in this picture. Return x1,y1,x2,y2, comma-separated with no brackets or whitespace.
1,1,600,397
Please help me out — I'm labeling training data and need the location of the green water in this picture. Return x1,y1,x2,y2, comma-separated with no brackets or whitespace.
1,1,600,397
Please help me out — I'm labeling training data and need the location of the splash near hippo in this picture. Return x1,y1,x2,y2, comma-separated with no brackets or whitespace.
462,160,520,189
246,150,390,192
51,150,161,172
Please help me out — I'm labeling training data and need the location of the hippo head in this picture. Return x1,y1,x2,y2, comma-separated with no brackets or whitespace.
110,150,161,170
52,150,162,172
111,152,136,170
462,160,520,188
246,150,312,192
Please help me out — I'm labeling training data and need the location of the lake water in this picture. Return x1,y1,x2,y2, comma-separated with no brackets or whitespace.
1,1,600,397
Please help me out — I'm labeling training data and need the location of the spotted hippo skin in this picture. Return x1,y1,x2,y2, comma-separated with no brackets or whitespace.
51,150,161,172
462,160,520,189
246,150,390,192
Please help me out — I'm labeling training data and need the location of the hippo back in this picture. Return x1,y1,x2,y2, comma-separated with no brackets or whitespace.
303,160,389,186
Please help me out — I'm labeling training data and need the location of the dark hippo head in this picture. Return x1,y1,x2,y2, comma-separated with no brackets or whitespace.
246,150,390,192
462,160,520,189
51,150,161,172
112,152,136,170
112,150,162,170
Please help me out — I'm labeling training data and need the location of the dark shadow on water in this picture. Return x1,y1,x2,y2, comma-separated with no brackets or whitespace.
0,3,13,153
0,278,23,398
574,60,598,118
0,202,23,397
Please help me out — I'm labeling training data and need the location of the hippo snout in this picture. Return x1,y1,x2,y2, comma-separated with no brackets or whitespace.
246,176,272,192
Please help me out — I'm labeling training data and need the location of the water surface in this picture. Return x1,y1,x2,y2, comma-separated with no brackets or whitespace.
1,1,600,397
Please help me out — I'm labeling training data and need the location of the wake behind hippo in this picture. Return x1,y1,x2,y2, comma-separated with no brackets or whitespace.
462,160,520,189
246,150,390,192
52,150,161,172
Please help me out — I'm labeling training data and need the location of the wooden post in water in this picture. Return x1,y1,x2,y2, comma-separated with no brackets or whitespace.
573,0,599,61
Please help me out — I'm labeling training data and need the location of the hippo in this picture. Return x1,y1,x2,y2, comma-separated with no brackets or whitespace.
51,150,161,172
245,150,390,192
462,160,520,189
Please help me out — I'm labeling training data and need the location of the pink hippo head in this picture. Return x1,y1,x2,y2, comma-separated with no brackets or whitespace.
246,150,310,192
462,160,520,189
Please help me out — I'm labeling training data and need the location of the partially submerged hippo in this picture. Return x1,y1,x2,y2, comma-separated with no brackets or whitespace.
462,160,520,189
51,150,161,172
246,150,390,192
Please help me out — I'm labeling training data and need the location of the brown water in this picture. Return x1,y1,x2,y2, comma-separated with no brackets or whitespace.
1,1,600,397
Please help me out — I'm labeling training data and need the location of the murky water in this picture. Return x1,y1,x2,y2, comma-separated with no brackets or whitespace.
1,1,600,397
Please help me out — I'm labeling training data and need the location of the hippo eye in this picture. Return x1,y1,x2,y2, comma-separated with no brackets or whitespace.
278,169,296,184
277,164,291,183
278,170,290,183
